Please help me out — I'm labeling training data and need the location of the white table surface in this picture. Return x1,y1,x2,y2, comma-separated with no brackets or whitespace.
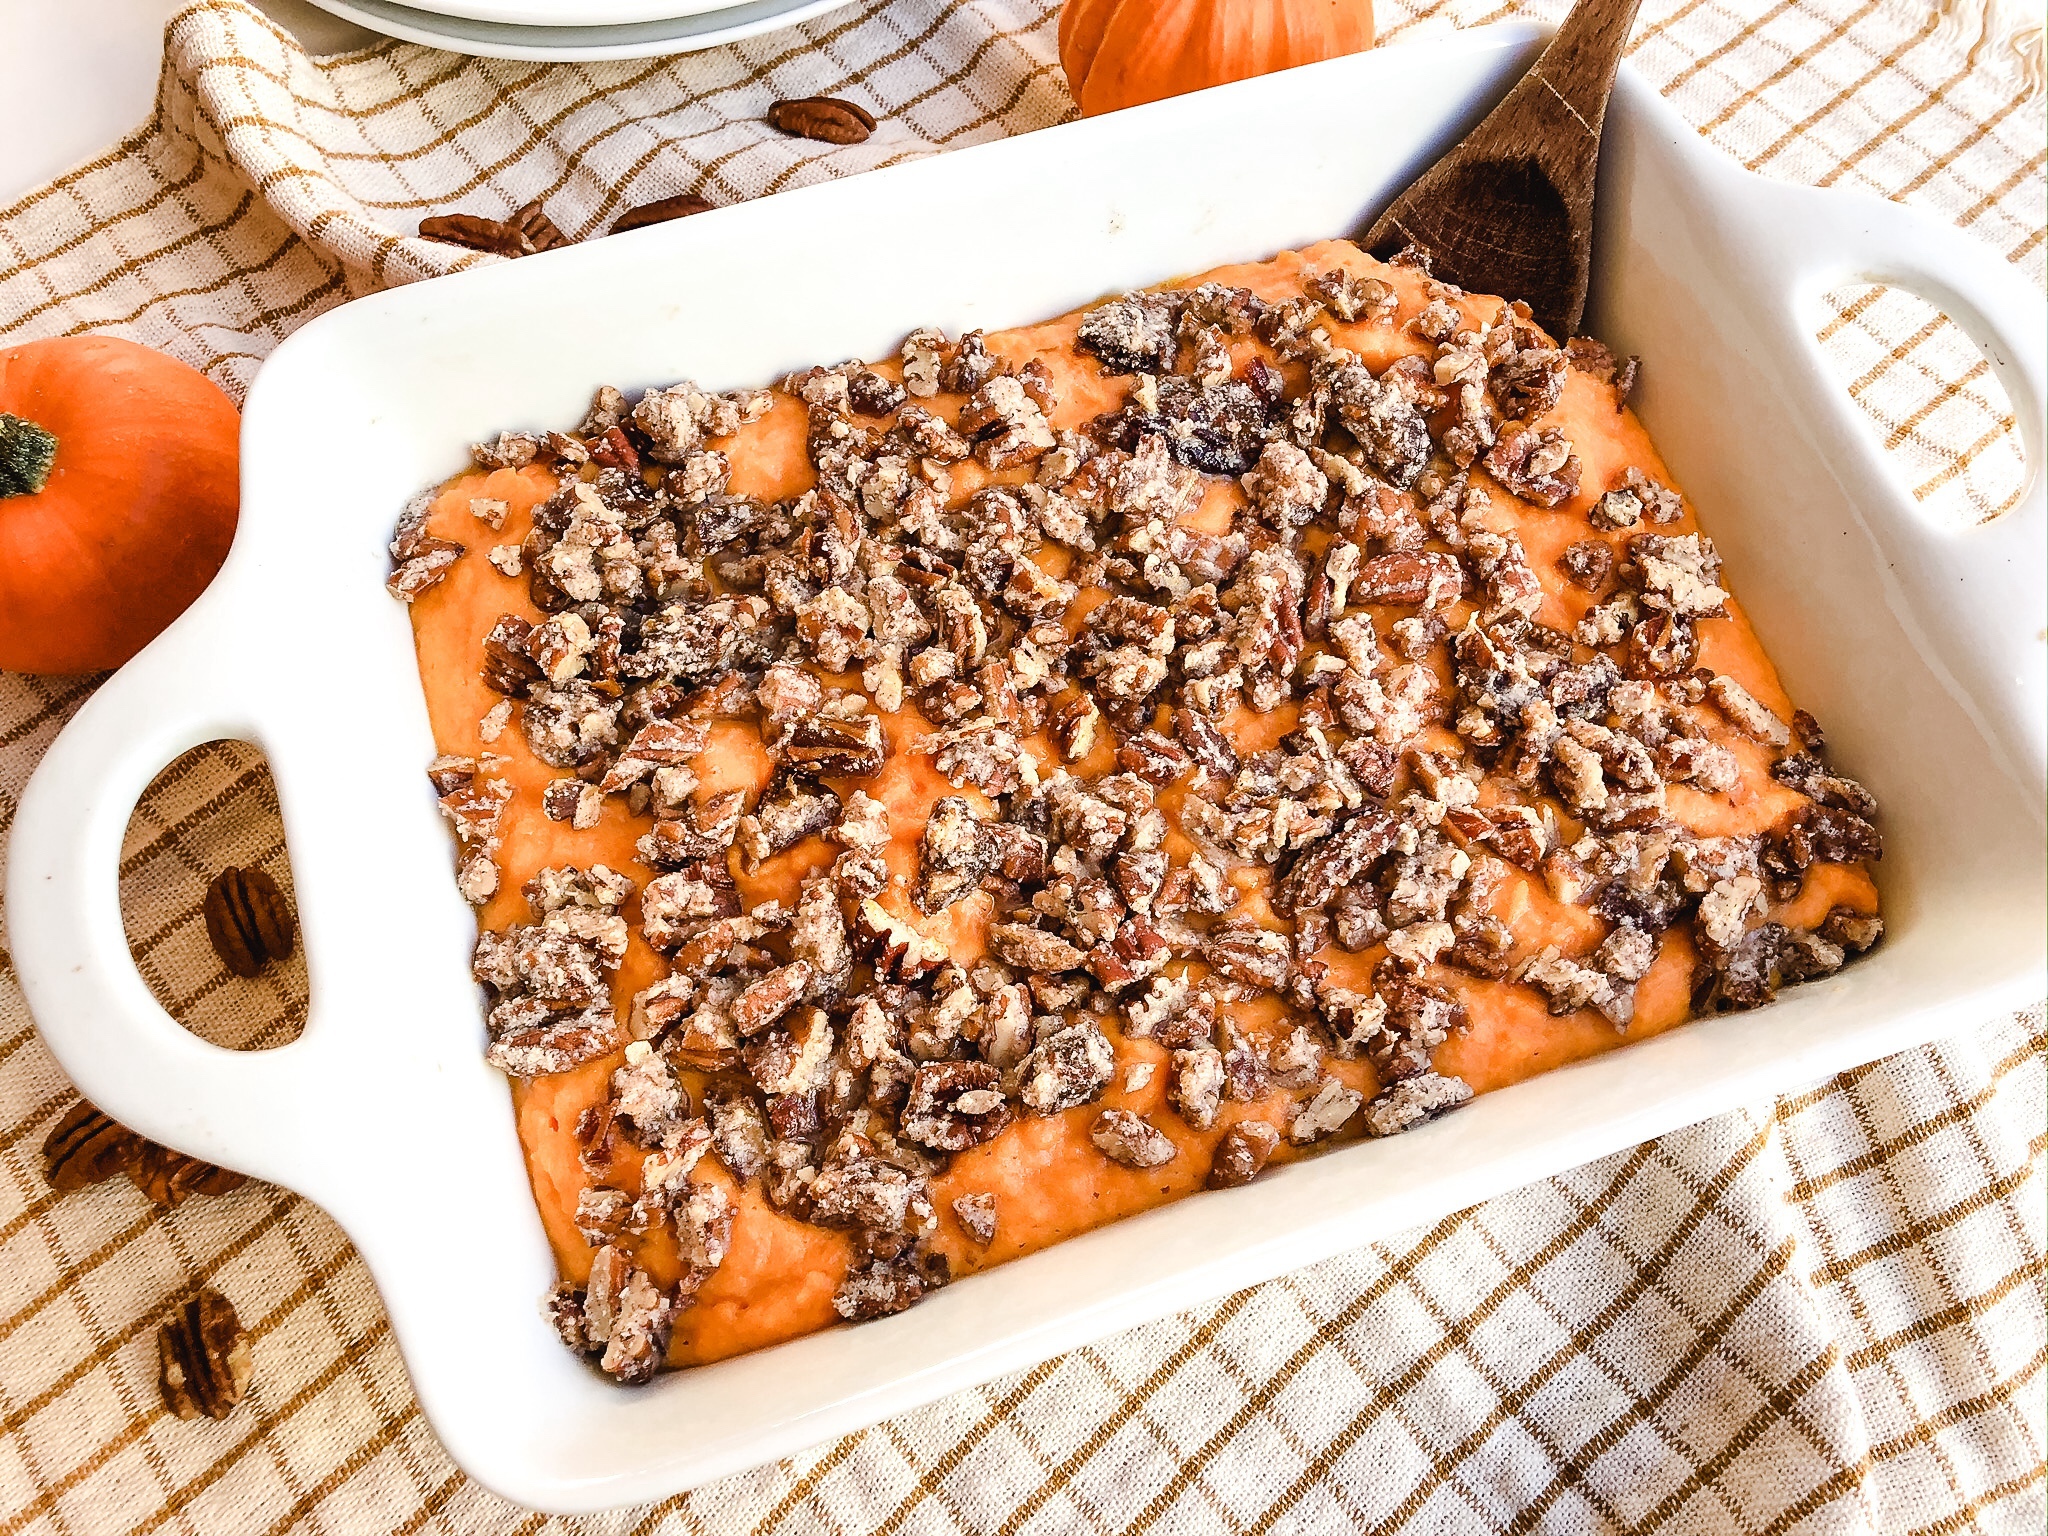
0,0,377,209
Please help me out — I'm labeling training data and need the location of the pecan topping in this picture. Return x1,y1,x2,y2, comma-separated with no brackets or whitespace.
989,921,1087,974
1205,919,1292,989
202,866,295,978
767,96,876,144
1077,291,1180,375
159,1289,253,1421
854,899,950,981
1355,550,1464,608
406,250,1890,1381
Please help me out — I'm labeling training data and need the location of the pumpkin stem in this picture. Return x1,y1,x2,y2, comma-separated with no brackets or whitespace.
0,413,58,497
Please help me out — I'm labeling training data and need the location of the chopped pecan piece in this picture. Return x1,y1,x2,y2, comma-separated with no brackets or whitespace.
1219,1021,1270,1102
1091,1109,1177,1169
486,1003,621,1078
1362,1071,1473,1136
1050,694,1103,762
732,961,815,1037
582,1246,679,1384
1173,707,1240,779
1108,375,1272,476
1821,907,1884,953
1354,550,1465,608
989,921,1088,974
1206,1119,1282,1188
1118,730,1190,787
808,1134,933,1235
834,1239,948,1321
1286,1078,1364,1144
738,780,839,871
952,1192,998,1246
1484,423,1581,506
1706,675,1790,746
1630,533,1728,619
481,615,544,695
1077,291,1180,374
1275,803,1401,915
853,899,950,981
1167,1046,1226,1130
1786,804,1882,867
916,796,993,913
1492,345,1567,421
1770,754,1878,820
705,1089,770,1182
387,536,464,601
1204,919,1292,990
1330,364,1431,486
1018,1020,1116,1114
1623,610,1700,679
901,1062,1012,1151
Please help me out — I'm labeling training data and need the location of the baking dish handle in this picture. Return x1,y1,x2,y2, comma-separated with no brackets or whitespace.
1734,178,2048,789
6,591,338,1190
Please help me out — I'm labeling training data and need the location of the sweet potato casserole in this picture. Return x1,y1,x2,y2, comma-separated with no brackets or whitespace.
386,240,1883,1382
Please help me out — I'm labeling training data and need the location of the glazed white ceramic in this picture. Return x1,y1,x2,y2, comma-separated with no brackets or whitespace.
10,24,2044,1514
302,0,854,60
339,0,777,29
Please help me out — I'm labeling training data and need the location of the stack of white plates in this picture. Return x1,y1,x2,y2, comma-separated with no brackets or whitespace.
304,0,858,61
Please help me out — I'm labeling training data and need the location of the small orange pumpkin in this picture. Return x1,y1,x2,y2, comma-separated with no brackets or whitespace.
0,335,239,675
1060,0,1377,117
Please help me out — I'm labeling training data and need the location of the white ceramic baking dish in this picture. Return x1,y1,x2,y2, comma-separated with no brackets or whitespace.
10,23,2044,1513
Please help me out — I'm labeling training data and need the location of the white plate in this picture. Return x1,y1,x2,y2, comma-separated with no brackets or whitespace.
364,0,783,29
9,23,2044,1515
303,0,855,60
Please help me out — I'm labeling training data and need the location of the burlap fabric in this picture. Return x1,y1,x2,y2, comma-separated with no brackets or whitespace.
0,1,2040,1529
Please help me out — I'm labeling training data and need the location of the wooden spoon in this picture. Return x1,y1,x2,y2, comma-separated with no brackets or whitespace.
1362,0,1645,339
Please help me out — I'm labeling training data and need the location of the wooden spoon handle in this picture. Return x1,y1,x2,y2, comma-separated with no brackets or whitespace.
1475,0,1644,178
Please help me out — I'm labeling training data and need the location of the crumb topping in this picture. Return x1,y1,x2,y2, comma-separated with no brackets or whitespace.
394,251,1885,1382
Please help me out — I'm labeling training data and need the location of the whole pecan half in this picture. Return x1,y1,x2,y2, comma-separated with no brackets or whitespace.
767,96,876,145
202,866,296,978
159,1289,253,1421
419,198,568,258
612,194,716,233
127,1141,247,1208
41,1101,137,1191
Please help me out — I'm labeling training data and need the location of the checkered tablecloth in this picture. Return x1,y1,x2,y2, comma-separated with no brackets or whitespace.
0,1,2041,1530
